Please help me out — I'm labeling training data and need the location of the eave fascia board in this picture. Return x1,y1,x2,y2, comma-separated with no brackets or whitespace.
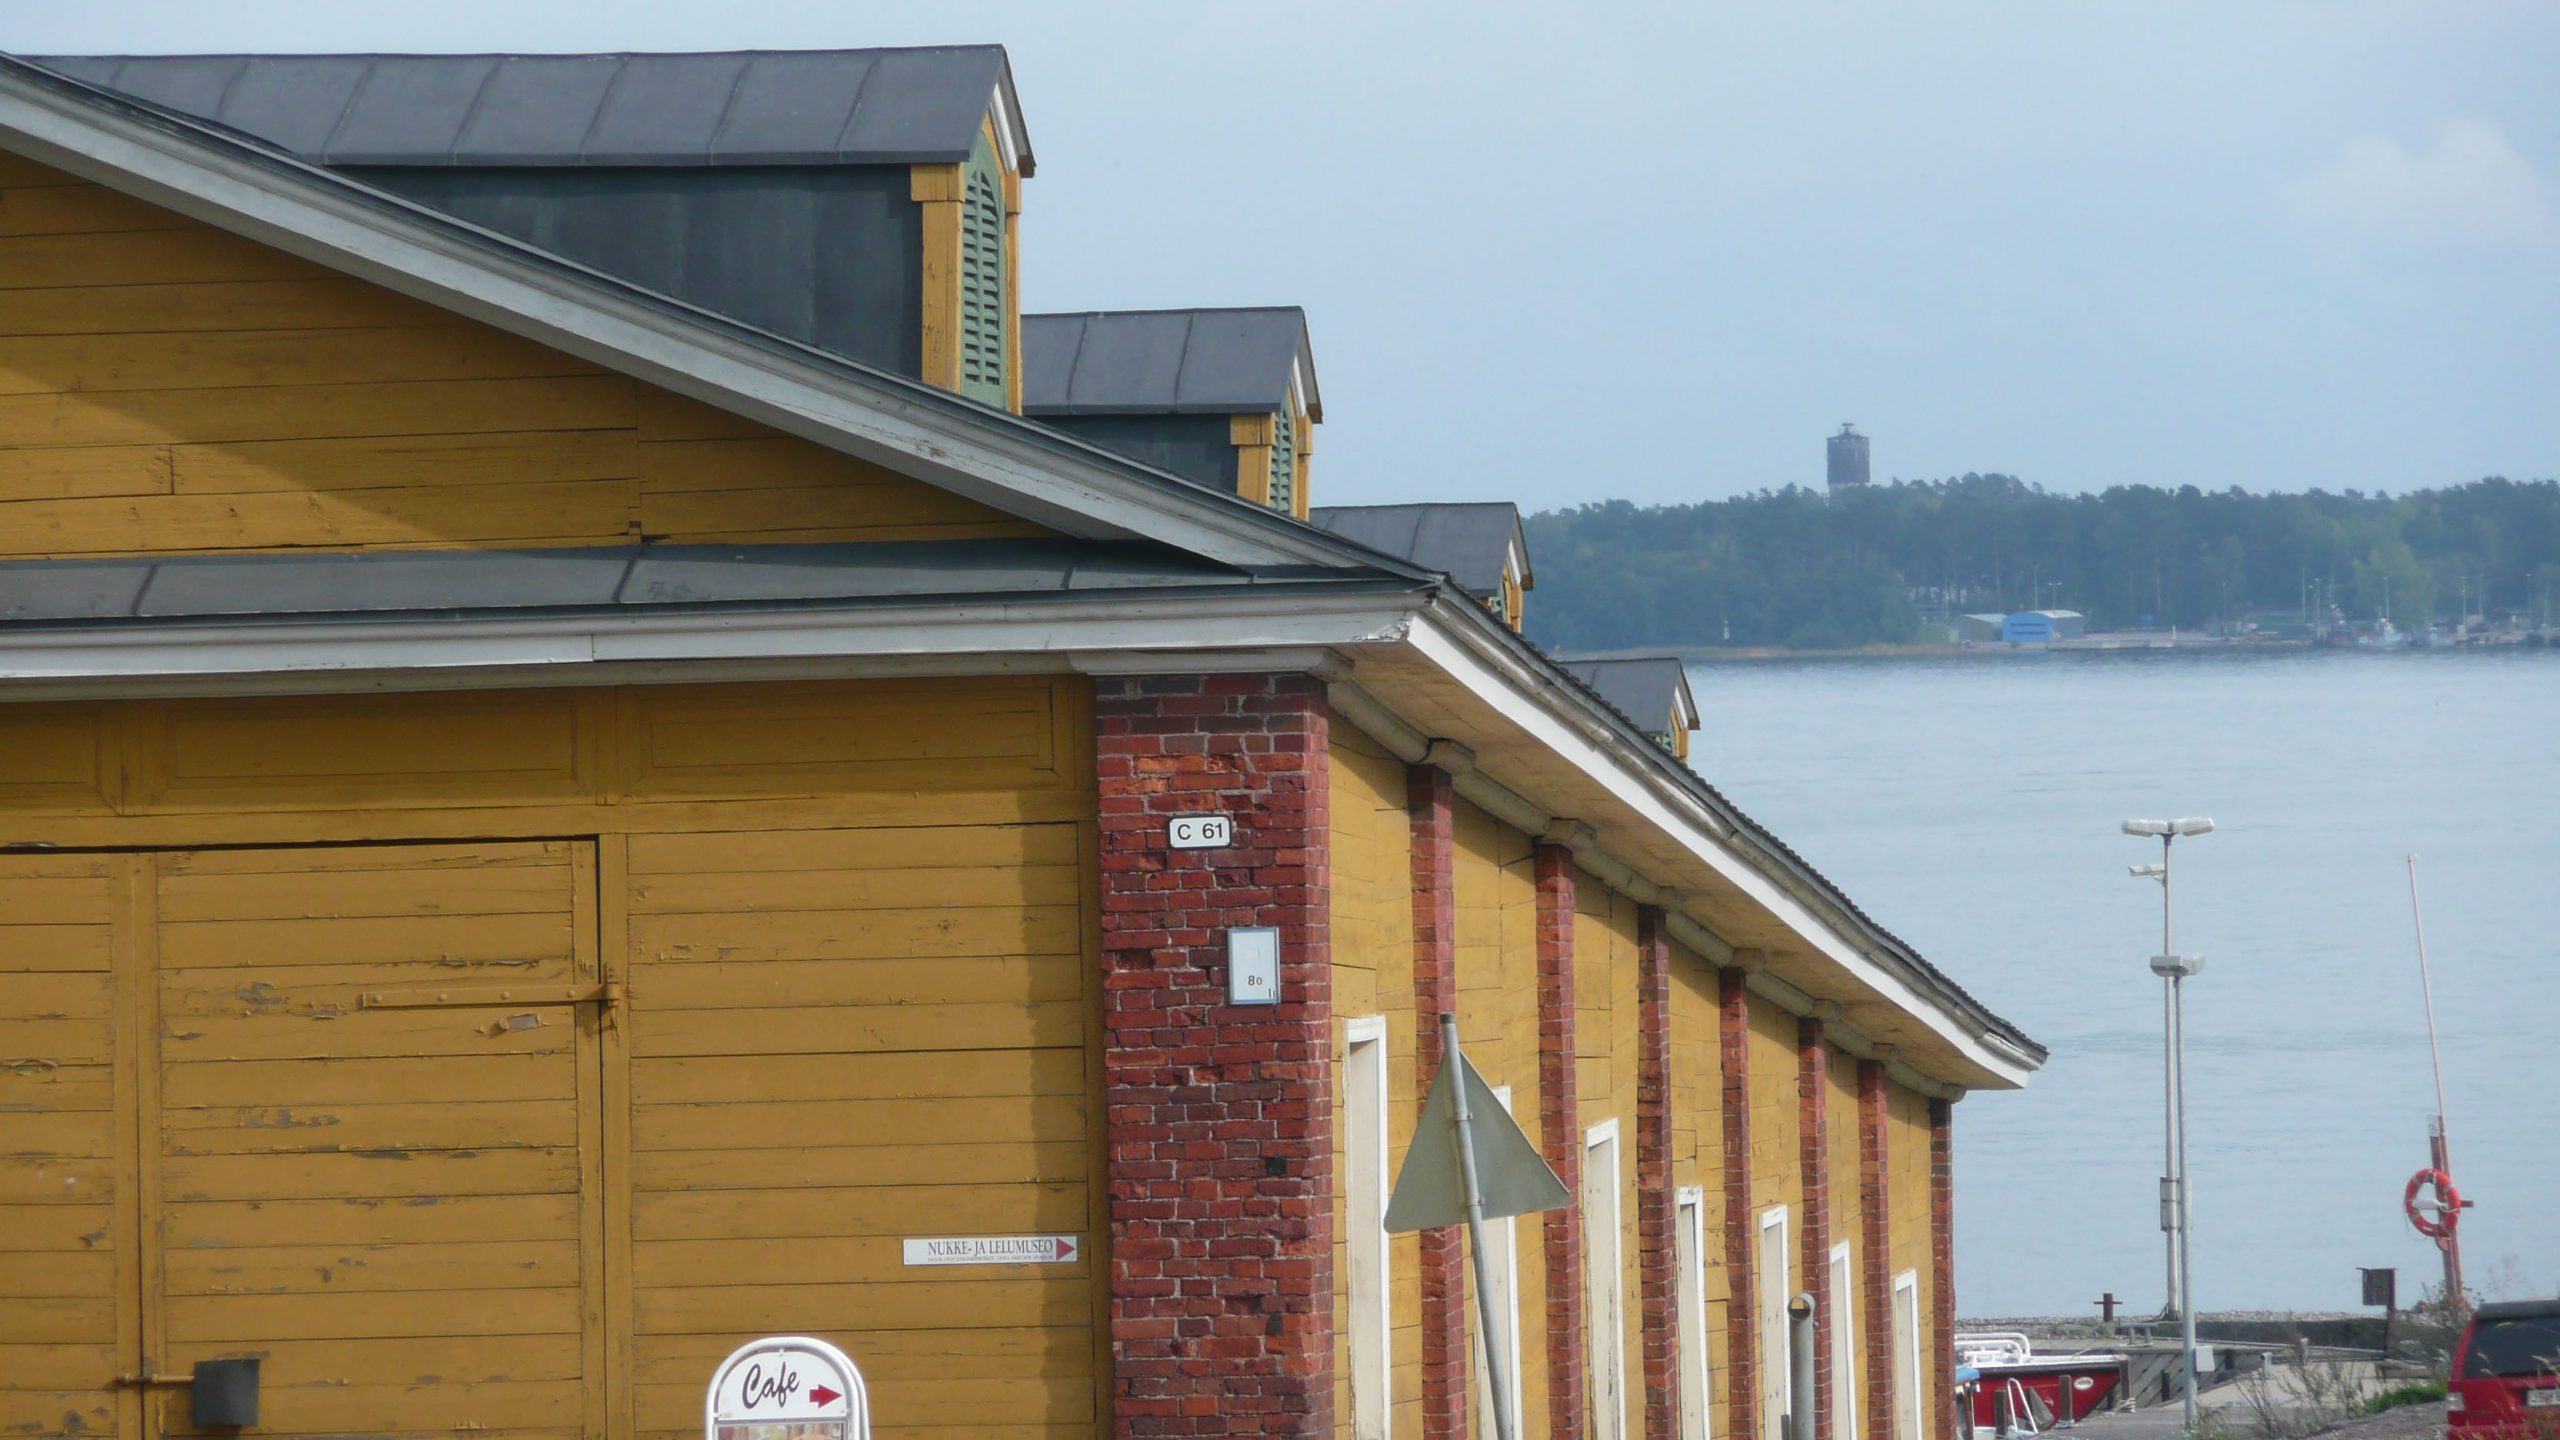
0,64,1360,571
1402,599,2037,1089
0,590,1418,700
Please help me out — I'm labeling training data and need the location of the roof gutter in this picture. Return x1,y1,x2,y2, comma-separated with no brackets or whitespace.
0,58,1365,572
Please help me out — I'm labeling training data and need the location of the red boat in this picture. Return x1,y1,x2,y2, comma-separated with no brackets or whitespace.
1955,1333,2130,1433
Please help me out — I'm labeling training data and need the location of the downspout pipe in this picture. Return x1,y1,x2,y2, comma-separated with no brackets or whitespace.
1789,1292,1819,1440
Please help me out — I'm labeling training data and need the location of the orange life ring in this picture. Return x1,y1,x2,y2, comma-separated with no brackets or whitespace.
2405,1168,2462,1238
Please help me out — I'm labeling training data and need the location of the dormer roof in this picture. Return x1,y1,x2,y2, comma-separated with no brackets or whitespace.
1023,308,1318,420
31,48,1034,173
1555,656,1700,739
1307,502,1527,601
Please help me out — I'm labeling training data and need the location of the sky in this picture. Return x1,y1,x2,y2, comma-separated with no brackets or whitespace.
6,2,2555,508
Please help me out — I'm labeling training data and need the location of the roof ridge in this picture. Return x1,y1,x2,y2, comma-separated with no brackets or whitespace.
1026,305,1305,319
37,45,1010,61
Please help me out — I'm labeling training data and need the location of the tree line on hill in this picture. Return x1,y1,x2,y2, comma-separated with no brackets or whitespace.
1521,475,2560,651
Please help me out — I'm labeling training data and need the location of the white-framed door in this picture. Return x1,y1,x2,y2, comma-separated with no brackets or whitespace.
1759,1207,1791,1440
1676,1185,1712,1440
1891,1271,1922,1440
1346,1015,1391,1440
1584,1120,1627,1440
1829,1242,1858,1440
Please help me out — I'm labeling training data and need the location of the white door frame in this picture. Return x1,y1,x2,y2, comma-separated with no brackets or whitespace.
1584,1119,1627,1440
1758,1206,1791,1440
1675,1185,1712,1440
1346,1015,1391,1440
1829,1241,1858,1440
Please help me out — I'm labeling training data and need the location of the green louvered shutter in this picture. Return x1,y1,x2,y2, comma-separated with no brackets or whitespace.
959,134,1008,405
1267,404,1296,513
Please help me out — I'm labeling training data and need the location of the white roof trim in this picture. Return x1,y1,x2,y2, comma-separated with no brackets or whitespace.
0,591,1415,698
0,64,1350,570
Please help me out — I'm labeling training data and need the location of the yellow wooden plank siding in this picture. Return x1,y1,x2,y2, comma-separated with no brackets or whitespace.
1746,993,1806,1280
1327,726,1421,1440
1884,1081,1936,1416
1574,874,1644,1440
1450,799,1547,1440
153,841,599,1440
0,675,1104,1440
0,155,1044,559
0,854,124,1440
624,820,1098,1440
1667,941,1728,1440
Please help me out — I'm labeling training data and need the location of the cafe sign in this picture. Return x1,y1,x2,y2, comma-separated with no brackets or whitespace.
706,1335,868,1440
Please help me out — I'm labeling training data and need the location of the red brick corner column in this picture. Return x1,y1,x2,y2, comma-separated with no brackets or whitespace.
1535,841,1587,1440
1857,1060,1896,1440
1928,1098,1957,1440
1095,673,1335,1440
1718,967,1758,1440
1409,763,1468,1440
1635,907,1679,1440
1797,1018,1834,1440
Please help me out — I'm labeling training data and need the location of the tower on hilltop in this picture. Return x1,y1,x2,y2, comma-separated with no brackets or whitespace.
1827,422,1870,493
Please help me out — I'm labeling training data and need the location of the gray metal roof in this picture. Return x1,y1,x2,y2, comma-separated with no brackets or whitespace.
30,48,1033,171
1553,656,1698,735
1307,503,1526,598
1022,308,1319,420
0,539,1340,626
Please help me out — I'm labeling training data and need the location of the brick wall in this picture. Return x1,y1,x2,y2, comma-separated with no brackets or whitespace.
1636,908,1678,1440
1857,1062,1894,1440
1928,1099,1956,1440
1717,968,1757,1440
1536,843,1587,1440
1095,673,1336,1440
1797,1019,1833,1440
1410,763,1467,1440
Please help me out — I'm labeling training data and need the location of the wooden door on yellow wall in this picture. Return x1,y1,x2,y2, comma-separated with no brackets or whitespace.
0,841,609,1440
0,853,128,1440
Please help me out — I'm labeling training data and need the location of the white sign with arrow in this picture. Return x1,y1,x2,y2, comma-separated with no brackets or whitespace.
1384,1016,1571,1440
705,1335,868,1440
902,1234,1082,1266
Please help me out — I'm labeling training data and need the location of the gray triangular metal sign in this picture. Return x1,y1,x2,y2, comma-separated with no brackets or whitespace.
1384,1044,1570,1233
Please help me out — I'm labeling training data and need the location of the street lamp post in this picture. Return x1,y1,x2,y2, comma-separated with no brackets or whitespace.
2125,816,2213,1432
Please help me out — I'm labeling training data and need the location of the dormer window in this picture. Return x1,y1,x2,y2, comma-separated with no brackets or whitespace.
1019,307,1321,507
959,132,1010,407
1268,401,1297,515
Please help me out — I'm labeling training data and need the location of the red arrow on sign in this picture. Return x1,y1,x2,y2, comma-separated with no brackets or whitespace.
1056,1237,1078,1260
809,1386,842,1407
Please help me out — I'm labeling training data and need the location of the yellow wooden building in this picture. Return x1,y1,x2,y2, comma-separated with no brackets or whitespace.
0,48,2042,1440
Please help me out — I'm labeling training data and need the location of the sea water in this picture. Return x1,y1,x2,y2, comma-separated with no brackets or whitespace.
1683,647,2560,1316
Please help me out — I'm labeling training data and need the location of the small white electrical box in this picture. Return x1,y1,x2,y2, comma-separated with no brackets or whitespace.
1226,927,1280,1006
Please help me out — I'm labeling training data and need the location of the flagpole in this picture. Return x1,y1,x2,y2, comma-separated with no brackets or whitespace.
1444,1012,1515,1440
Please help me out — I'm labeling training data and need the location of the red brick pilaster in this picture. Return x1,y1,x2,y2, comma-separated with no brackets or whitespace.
1636,908,1678,1440
1095,673,1334,1440
1798,1019,1834,1440
1409,764,1466,1440
1928,1099,1956,1440
1535,844,1586,1440
1857,1062,1894,1440
1718,968,1757,1440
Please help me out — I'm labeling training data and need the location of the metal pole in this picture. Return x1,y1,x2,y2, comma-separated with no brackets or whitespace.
1443,1013,1515,1440
2407,858,2467,1316
2174,971,2199,1432
2158,834,2181,1325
